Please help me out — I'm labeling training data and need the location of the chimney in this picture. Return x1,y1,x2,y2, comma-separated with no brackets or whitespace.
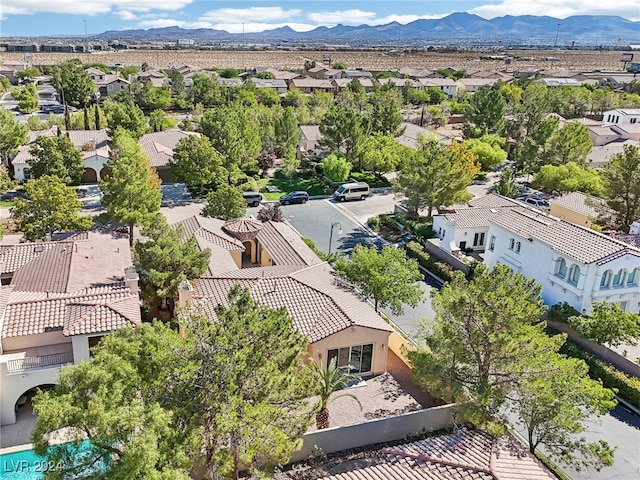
124,267,139,294
177,279,193,308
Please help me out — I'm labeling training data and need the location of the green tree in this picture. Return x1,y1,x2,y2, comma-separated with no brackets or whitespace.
0,165,15,194
310,357,362,429
12,83,39,113
255,87,280,107
180,286,313,478
601,145,640,231
134,216,210,308
170,135,226,196
318,105,368,161
335,245,424,314
0,108,28,165
368,88,405,137
568,302,640,348
11,175,92,241
189,73,225,107
201,184,247,220
493,168,519,198
29,135,83,184
358,133,404,179
465,84,507,136
282,144,300,178
218,68,239,78
274,107,300,156
463,135,508,171
104,99,150,139
532,162,603,195
541,121,592,167
32,322,195,480
100,128,162,246
394,137,480,219
509,352,616,471
409,264,547,427
321,153,352,182
149,109,177,132
169,69,186,96
94,104,104,129
201,105,261,178
51,61,95,108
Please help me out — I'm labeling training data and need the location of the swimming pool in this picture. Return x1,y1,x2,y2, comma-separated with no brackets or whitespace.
0,440,105,479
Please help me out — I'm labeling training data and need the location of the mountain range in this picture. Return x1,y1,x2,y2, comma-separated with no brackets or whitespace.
96,13,640,46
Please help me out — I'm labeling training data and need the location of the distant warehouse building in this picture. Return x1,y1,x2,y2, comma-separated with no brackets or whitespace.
176,39,195,46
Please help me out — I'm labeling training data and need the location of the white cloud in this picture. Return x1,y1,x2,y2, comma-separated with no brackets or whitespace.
117,10,138,21
0,0,192,16
307,9,377,25
201,7,302,23
470,0,640,21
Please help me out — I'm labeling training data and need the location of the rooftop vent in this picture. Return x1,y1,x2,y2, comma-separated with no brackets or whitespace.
33,245,44,253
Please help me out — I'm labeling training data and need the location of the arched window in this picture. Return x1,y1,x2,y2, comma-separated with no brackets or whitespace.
515,241,521,254
568,265,580,285
556,258,567,278
600,270,612,289
627,268,638,285
612,269,627,287
509,238,515,250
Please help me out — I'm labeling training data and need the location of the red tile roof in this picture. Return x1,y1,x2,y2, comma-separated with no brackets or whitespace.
320,430,554,480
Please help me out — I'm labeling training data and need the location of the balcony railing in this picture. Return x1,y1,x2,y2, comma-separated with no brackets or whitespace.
6,351,74,373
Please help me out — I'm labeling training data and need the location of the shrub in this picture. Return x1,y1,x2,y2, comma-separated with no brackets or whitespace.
560,340,640,409
404,241,453,282
547,302,581,323
367,215,380,231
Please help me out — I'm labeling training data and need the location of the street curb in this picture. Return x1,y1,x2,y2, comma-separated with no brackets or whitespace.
616,395,640,417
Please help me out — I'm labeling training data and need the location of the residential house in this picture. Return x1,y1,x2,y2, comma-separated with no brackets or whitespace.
0,232,141,425
12,128,111,182
549,191,612,228
538,77,583,88
456,78,498,93
218,77,243,88
377,77,419,90
342,69,373,80
174,216,393,375
307,66,344,80
251,78,288,94
586,139,638,168
588,126,624,146
395,122,449,149
289,78,335,94
94,74,130,98
483,207,640,314
417,78,458,98
602,109,640,127
138,129,199,182
137,70,168,88
0,60,29,84
299,125,323,157
315,429,554,480
396,67,438,79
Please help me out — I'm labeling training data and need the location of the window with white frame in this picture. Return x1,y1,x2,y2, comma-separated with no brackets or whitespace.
612,269,626,287
600,270,612,289
568,265,580,285
556,258,568,278
627,268,638,285
488,235,496,251
619,300,628,311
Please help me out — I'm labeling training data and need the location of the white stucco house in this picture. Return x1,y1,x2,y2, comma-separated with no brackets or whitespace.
0,232,141,426
483,208,640,314
431,194,640,314
602,109,640,127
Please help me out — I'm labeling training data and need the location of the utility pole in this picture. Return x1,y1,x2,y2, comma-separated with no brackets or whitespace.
242,22,245,73
554,23,560,49
84,20,89,62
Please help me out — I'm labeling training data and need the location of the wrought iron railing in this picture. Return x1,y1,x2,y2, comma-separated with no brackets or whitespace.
6,351,74,373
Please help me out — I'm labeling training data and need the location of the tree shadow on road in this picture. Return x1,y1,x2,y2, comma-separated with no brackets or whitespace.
337,227,386,255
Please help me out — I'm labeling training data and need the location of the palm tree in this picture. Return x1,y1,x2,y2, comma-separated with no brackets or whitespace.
310,357,362,429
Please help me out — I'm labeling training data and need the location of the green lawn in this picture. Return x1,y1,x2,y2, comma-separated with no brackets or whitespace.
258,175,329,200
0,201,12,207
349,172,391,188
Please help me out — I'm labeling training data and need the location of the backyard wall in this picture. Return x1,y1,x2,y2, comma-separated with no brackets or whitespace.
425,239,470,275
288,403,456,463
388,331,415,367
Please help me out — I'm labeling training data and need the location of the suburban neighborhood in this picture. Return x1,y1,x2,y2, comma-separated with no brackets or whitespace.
0,20,639,480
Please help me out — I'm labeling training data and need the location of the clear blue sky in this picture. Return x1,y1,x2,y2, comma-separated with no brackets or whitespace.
1,0,638,37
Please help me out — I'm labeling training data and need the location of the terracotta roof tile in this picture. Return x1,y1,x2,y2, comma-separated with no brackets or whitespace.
491,207,640,264
255,221,322,266
0,242,57,275
138,129,199,167
550,191,607,218
468,194,522,209
320,430,554,480
173,216,244,250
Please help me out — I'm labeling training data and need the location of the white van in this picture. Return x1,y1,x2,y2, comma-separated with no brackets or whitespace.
333,182,370,202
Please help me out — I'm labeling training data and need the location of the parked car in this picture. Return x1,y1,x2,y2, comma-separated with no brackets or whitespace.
279,191,309,205
1,190,25,201
77,184,102,208
243,191,263,207
518,196,550,211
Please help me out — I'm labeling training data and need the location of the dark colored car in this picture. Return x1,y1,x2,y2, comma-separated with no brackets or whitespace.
279,191,309,205
1,190,25,201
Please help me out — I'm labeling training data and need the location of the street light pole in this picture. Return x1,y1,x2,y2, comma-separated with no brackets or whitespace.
554,23,560,49
328,222,342,254
84,20,89,62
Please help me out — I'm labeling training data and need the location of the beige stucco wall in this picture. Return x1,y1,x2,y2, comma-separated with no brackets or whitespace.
549,204,592,228
309,326,391,375
230,250,242,269
259,247,273,267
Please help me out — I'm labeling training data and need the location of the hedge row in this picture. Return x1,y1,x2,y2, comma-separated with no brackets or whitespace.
404,241,454,282
560,341,640,409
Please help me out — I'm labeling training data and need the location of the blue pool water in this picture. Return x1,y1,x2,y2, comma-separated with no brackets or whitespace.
0,440,102,479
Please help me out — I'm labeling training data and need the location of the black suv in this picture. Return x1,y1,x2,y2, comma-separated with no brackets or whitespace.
279,191,309,205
